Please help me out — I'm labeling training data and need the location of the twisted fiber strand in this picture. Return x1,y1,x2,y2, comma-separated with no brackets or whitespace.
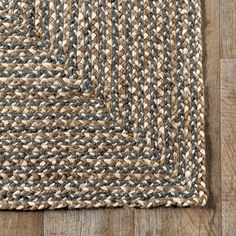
0,0,44,41
0,4,115,105
0,0,205,185
0,0,206,209
0,0,10,12
178,0,194,186
0,0,23,25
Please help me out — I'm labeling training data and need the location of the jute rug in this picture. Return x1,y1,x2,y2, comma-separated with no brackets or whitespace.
0,0,206,210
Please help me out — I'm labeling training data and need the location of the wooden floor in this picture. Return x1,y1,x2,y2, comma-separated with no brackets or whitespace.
0,0,235,235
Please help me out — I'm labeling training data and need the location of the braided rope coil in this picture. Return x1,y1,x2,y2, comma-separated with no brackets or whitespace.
0,0,206,210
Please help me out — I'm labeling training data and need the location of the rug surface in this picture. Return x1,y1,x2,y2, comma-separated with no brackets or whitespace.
0,0,206,210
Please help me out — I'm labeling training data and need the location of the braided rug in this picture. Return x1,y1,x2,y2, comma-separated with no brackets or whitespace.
0,0,206,210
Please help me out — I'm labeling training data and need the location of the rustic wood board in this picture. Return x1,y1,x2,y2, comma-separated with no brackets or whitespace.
220,0,236,59
221,60,236,236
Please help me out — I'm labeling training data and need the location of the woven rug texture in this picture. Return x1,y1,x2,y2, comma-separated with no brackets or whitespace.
0,0,206,210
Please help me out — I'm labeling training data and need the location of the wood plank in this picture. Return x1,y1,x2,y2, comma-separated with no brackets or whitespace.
222,176,236,236
108,208,135,236
44,210,109,236
221,59,236,236
157,209,200,235
44,211,81,236
134,209,162,236
199,0,221,234
220,0,236,59
44,209,134,236
0,212,43,236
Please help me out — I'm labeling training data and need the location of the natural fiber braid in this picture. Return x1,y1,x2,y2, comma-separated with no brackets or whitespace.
0,0,207,209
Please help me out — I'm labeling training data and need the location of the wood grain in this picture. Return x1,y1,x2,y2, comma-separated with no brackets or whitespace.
220,0,236,58
44,210,112,236
134,209,162,236
43,208,135,236
221,60,236,236
0,212,43,236
108,208,135,236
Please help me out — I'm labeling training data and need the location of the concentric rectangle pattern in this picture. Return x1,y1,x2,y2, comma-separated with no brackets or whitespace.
0,0,206,209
